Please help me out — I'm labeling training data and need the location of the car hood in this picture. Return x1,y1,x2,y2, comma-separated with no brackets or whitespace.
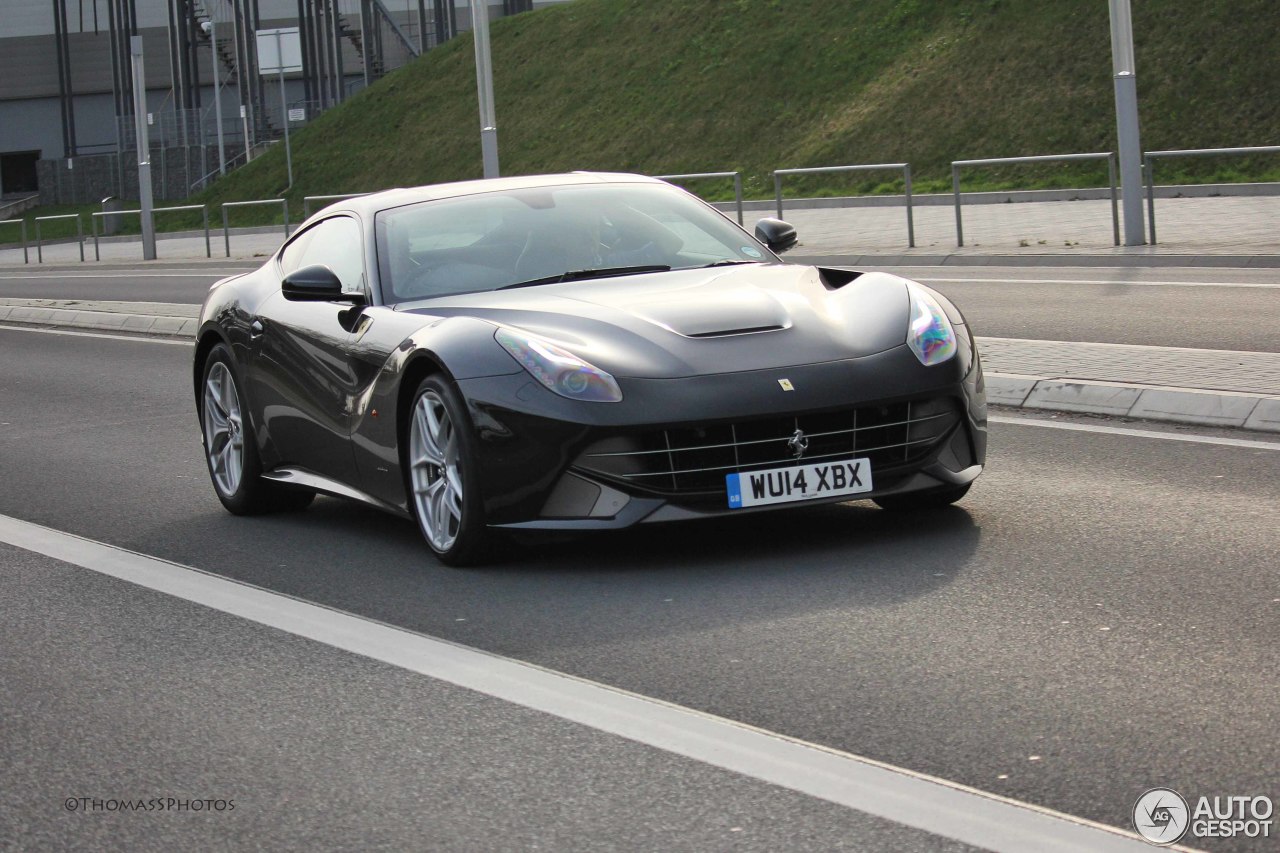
396,264,913,379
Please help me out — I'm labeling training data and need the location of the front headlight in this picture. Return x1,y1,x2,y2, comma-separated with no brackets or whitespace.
495,327,623,402
906,284,957,366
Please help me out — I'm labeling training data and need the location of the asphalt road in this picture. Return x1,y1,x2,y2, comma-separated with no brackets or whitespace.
0,263,254,303
872,265,1280,352
3,262,1278,351
2,326,1277,850
5,543,976,853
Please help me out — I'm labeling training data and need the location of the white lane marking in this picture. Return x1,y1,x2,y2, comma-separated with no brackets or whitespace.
0,324,193,346
0,271,247,279
991,415,1280,450
0,513,1153,853
912,276,1280,289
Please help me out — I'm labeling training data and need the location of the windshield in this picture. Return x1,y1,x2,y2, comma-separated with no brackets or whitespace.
374,182,775,302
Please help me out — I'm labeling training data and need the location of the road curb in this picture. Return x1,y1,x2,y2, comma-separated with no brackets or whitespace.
986,373,1280,433
2,306,1276,434
790,253,1280,269
0,304,199,338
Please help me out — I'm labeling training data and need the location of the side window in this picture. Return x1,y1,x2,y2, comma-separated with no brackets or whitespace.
278,227,314,275
280,217,366,293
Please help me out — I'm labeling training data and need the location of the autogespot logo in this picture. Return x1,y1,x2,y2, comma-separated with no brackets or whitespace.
1133,788,1190,845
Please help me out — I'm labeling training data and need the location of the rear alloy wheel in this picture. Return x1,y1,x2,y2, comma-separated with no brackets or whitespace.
873,482,970,511
407,376,488,565
200,344,314,514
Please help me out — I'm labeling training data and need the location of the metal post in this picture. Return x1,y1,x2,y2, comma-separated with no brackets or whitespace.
202,205,211,258
1107,153,1120,246
222,205,231,257
35,221,43,263
211,18,227,177
358,0,373,87
92,214,100,261
952,165,964,247
131,36,157,260
230,1,252,158
276,32,294,189
732,173,743,225
1109,0,1144,245
328,0,343,104
75,214,84,262
360,0,373,88
904,164,915,248
1145,156,1157,244
470,0,499,178
773,173,783,220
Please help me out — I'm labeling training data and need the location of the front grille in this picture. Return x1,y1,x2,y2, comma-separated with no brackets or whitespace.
574,397,960,496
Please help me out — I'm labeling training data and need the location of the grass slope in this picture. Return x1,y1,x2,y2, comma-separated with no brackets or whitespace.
186,0,1280,216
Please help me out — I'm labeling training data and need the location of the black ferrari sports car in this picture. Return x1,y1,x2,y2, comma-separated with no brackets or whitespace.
195,173,986,564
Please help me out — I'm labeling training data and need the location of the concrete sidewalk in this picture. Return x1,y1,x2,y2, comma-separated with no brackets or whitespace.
3,297,1277,433
3,192,1280,267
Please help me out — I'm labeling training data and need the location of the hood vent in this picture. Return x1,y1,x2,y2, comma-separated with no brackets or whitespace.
684,324,787,338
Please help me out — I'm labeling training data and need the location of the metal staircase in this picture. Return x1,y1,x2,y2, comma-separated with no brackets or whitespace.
188,0,278,139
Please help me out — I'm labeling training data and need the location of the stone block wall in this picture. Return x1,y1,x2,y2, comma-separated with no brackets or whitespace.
37,144,248,205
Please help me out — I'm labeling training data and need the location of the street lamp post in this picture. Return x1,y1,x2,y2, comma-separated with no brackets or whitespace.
130,35,157,260
207,19,227,177
469,0,499,178
1109,0,1145,246
275,31,294,189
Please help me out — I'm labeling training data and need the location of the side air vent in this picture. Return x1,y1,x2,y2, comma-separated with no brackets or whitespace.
818,267,862,289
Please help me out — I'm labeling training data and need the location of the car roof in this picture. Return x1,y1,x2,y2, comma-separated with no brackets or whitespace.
333,172,668,218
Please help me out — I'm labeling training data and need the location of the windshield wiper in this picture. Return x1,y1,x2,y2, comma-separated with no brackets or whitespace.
701,259,763,268
498,265,671,290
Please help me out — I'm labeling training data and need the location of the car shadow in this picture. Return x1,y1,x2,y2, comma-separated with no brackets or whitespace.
173,494,985,656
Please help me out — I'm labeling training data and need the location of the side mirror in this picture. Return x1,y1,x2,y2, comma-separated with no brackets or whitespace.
754,218,798,254
282,264,364,304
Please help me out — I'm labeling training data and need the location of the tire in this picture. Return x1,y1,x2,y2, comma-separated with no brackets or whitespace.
199,344,315,515
872,482,971,512
405,375,489,566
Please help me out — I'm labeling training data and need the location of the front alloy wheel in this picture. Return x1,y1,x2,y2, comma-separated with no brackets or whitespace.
408,376,487,565
199,343,314,514
203,360,245,498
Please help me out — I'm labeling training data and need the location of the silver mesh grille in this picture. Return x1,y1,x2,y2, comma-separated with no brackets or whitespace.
574,397,960,495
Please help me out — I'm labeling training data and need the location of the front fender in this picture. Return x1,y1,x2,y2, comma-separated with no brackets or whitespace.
349,314,522,511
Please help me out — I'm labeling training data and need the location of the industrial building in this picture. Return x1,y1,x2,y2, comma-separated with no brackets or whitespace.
0,0,564,207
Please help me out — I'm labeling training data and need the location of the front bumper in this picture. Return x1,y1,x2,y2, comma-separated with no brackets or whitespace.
457,339,987,529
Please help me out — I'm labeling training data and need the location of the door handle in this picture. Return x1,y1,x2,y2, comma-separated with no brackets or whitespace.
249,319,265,339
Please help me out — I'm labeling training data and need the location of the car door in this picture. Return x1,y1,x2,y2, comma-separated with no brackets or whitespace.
247,215,369,487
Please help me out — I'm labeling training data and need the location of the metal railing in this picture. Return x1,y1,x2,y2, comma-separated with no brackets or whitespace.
190,140,274,193
303,193,373,219
1143,145,1280,244
91,204,211,261
772,163,914,247
221,199,290,257
654,172,744,225
951,153,1118,247
0,218,30,264
34,213,85,263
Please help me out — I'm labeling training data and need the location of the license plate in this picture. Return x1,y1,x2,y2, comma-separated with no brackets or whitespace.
726,458,873,509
